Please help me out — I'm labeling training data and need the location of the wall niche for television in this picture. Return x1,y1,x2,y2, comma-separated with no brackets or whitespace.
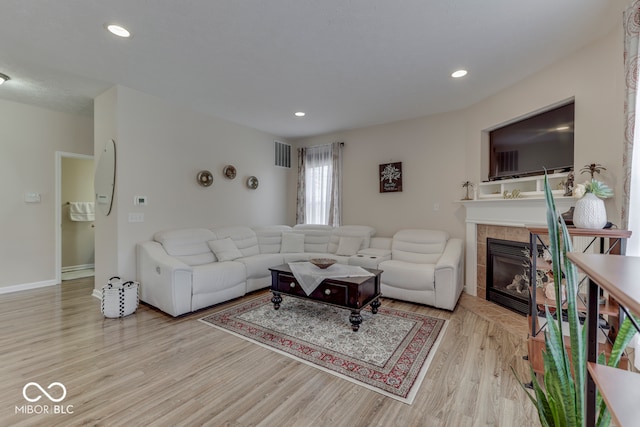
489,101,574,181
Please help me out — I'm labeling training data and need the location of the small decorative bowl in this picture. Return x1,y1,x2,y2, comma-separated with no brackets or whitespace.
309,258,337,269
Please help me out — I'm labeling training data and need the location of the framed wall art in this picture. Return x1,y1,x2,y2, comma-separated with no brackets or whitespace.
379,162,402,193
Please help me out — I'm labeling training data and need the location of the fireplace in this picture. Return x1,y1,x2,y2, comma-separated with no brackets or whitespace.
486,238,534,315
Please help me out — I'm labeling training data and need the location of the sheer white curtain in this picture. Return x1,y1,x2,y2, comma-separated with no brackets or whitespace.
295,142,342,226
624,1,640,256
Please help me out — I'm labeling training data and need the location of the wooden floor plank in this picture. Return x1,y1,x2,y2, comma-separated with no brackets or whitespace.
0,278,539,426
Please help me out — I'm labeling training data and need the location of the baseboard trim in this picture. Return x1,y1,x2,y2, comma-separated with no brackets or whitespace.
92,289,102,300
0,279,58,295
62,263,95,273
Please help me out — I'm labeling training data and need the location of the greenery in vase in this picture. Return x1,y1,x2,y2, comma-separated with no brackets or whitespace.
574,162,613,200
513,172,636,427
573,179,613,200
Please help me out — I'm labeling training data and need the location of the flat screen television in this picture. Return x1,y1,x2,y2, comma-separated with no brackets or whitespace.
489,102,574,180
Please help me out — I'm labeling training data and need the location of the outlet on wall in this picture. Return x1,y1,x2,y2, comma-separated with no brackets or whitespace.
433,202,440,211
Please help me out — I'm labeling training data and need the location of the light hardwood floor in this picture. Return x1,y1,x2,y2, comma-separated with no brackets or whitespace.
0,279,540,426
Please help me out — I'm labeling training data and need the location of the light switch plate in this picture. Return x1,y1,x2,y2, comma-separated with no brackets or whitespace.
24,192,41,203
128,212,144,223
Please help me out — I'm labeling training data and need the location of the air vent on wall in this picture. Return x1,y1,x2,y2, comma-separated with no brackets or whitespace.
274,141,291,168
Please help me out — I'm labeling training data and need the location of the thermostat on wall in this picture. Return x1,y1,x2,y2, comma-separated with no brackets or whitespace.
134,195,148,206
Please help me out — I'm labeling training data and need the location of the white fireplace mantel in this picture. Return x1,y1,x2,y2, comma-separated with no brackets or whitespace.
461,197,574,296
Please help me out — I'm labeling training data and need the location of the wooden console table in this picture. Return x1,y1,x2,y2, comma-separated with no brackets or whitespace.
525,226,631,374
567,253,640,427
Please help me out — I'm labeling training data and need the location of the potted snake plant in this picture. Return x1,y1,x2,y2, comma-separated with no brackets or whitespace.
514,172,637,427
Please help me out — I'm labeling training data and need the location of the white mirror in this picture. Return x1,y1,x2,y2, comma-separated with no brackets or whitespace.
94,139,116,216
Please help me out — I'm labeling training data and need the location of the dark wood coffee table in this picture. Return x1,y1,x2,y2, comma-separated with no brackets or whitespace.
269,264,382,331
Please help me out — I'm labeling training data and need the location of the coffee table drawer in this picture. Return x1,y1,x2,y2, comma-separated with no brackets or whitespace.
276,274,307,297
309,283,348,306
276,274,348,305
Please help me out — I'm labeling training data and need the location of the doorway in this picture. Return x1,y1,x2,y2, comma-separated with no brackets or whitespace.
55,152,95,283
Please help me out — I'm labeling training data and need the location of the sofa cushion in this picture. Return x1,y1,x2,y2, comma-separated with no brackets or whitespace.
238,253,285,279
391,229,449,264
253,225,293,253
293,224,333,252
208,238,243,261
191,261,246,295
328,225,376,253
211,226,260,257
379,260,435,291
154,228,216,266
336,236,363,256
281,232,305,253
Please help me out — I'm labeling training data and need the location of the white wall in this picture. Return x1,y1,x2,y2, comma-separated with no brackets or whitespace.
94,87,119,295
0,99,93,289
295,112,467,238
465,24,624,223
294,22,625,238
94,86,293,290
0,10,626,292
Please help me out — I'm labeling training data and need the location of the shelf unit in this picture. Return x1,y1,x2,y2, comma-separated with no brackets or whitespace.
567,253,640,427
477,172,569,199
525,226,631,375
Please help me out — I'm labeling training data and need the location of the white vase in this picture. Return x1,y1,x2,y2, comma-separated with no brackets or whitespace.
573,193,607,229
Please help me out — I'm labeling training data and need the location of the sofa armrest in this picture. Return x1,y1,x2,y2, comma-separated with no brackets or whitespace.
137,241,194,316
434,238,464,310
349,248,391,269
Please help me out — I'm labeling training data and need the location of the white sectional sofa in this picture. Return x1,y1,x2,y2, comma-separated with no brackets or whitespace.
136,225,464,316
375,230,464,311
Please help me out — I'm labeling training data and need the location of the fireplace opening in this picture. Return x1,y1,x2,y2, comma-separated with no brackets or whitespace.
486,238,542,316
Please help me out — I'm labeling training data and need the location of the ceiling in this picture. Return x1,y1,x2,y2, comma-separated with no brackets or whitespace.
0,1,624,139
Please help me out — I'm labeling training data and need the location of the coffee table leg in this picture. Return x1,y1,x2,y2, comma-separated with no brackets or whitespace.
371,298,381,314
271,292,282,310
349,311,362,332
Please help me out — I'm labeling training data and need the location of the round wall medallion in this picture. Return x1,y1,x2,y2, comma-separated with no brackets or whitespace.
196,170,213,187
223,165,237,180
247,176,259,189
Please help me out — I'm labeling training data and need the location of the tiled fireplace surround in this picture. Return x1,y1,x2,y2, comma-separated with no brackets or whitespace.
462,197,574,298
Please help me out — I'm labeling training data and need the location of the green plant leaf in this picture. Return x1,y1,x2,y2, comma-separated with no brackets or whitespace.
512,366,553,427
596,315,639,426
585,179,614,199
514,171,626,427
542,306,578,426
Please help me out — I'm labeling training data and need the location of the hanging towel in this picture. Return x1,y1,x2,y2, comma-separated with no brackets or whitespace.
69,202,95,221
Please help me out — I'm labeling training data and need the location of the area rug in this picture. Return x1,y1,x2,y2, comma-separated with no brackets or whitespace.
199,295,447,404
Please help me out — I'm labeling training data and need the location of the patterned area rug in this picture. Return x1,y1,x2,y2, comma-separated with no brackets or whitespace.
199,295,447,404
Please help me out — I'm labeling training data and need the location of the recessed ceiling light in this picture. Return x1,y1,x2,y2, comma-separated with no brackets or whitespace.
0,72,10,85
106,24,131,38
294,112,306,117
451,69,468,78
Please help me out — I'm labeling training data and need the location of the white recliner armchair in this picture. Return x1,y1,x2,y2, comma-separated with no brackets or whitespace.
378,229,464,310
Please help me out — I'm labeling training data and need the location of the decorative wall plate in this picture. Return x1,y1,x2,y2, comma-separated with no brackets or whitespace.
223,165,237,180
247,176,259,189
197,170,213,187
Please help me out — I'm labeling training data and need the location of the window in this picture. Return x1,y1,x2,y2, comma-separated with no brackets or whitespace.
305,144,333,224
296,142,342,226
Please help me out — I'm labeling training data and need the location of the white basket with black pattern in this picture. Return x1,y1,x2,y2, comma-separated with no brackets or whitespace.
101,276,139,318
